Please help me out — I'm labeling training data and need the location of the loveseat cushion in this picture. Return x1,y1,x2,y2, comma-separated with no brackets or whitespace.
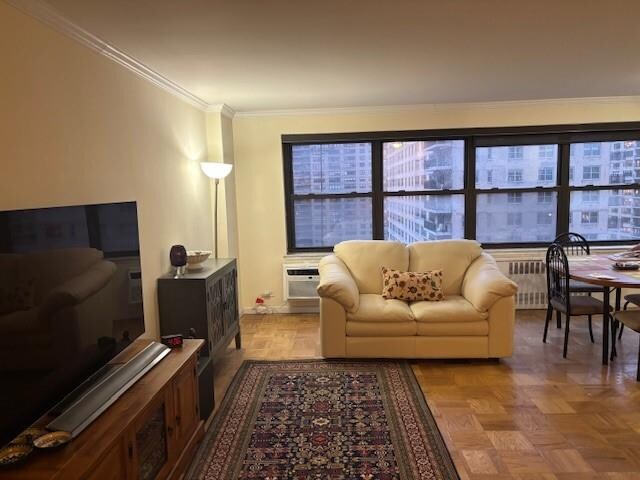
346,321,417,337
410,295,487,323
347,294,415,322
408,240,482,295
416,321,488,336
334,240,408,294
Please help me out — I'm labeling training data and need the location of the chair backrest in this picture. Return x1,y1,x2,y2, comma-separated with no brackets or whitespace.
553,232,590,256
546,243,571,311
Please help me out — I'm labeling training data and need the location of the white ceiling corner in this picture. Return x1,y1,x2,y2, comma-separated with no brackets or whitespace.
4,0,210,110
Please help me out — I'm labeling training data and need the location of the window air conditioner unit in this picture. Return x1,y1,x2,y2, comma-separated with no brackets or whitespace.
283,265,320,300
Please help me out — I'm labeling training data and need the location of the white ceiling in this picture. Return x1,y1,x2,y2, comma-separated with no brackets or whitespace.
42,0,640,112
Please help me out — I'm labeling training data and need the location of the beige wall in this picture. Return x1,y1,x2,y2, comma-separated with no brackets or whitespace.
0,3,213,338
233,98,640,310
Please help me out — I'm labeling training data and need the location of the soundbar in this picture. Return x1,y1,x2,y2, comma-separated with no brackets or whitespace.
48,342,170,438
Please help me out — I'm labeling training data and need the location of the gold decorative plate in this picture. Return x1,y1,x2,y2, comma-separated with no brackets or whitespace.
33,431,72,449
0,444,33,466
11,427,48,446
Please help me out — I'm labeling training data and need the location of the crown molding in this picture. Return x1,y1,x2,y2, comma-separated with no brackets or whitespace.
234,95,640,118
207,103,236,119
5,0,210,111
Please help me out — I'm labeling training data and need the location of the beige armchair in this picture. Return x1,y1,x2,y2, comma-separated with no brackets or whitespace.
317,240,518,359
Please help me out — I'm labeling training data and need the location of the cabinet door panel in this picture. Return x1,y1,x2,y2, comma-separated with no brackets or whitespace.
132,389,173,480
172,360,199,452
206,278,225,347
85,439,128,480
222,269,239,333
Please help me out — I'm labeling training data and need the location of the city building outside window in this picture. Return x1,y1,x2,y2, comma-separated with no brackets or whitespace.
507,212,522,226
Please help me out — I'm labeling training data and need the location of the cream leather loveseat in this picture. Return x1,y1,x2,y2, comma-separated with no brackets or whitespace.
317,240,518,359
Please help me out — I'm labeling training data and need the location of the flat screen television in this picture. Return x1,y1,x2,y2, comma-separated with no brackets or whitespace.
0,201,145,445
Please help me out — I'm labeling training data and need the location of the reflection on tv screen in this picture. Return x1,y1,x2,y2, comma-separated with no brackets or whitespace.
0,202,145,445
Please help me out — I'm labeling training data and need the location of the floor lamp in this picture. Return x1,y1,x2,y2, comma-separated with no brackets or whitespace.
200,162,233,259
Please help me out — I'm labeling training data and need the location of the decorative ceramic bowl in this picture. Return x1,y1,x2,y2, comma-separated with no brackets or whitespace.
186,250,212,271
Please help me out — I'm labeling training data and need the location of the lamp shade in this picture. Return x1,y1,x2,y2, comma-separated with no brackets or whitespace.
200,162,232,179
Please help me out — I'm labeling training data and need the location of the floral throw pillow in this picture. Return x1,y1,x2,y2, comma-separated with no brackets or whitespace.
0,278,36,315
381,267,444,302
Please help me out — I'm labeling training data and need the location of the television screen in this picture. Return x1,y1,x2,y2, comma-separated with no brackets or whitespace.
0,202,144,445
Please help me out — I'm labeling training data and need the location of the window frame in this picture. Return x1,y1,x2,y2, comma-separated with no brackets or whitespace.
283,122,640,252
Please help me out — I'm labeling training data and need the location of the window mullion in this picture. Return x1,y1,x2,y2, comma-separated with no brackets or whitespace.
557,143,570,237
465,137,476,240
372,141,384,240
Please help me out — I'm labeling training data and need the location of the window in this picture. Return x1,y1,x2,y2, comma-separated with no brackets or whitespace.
507,192,522,203
507,212,522,226
537,212,553,225
508,146,523,160
583,143,601,157
582,165,601,181
284,124,640,250
582,190,599,203
538,167,554,182
507,169,523,183
383,140,464,191
383,141,465,242
568,141,640,240
384,195,464,243
476,145,557,188
539,145,555,158
538,192,553,203
581,211,599,225
476,193,556,243
290,143,373,247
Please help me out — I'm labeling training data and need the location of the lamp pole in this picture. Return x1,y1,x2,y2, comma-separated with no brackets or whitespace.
214,178,219,259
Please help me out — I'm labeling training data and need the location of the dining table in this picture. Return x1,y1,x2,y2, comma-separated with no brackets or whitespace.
567,254,640,365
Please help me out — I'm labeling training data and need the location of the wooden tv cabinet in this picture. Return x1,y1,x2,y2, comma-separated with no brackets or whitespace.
0,339,205,480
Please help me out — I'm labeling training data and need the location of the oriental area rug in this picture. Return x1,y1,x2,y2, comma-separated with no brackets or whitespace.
187,360,459,480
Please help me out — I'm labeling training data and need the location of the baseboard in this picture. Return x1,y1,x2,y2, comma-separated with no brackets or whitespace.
241,302,319,315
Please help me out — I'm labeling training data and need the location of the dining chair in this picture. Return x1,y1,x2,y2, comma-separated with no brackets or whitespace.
544,243,610,358
611,310,640,381
551,233,603,342
617,294,640,340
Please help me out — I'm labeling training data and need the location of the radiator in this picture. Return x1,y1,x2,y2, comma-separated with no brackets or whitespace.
495,259,547,309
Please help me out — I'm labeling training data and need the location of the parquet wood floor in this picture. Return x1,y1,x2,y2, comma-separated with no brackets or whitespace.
212,311,640,479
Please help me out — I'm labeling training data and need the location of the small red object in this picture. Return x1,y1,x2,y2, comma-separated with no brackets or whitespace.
255,297,265,304
161,334,184,348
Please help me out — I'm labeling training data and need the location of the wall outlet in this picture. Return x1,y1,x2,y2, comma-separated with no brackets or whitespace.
262,290,273,298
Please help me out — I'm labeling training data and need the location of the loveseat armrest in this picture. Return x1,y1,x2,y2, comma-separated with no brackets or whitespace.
40,260,117,315
461,253,517,312
317,254,360,313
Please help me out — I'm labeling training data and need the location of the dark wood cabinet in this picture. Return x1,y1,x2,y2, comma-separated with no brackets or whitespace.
158,258,240,421
158,258,240,359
